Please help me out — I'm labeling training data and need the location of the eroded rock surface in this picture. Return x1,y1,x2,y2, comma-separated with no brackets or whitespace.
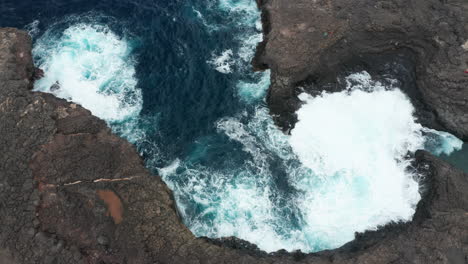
0,21,467,264
254,0,468,140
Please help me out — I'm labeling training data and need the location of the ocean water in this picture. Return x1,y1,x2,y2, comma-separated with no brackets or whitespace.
1,0,466,253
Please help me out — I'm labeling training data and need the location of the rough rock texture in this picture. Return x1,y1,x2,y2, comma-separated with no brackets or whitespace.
0,19,468,264
253,0,468,140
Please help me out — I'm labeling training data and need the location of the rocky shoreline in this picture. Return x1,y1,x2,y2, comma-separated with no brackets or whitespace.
1,0,468,262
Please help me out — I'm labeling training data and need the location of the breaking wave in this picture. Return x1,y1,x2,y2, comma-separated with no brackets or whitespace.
290,72,423,249
33,20,142,123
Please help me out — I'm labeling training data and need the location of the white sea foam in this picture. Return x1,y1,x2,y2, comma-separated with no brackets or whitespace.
33,23,142,123
423,128,463,155
206,0,264,82
238,32,263,62
208,49,235,74
193,8,219,32
218,0,260,26
163,107,309,252
290,72,425,249
204,0,269,102
158,159,181,178
25,20,40,38
237,71,271,102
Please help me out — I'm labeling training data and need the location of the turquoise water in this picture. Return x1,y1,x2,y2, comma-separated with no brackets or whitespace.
439,144,468,172
2,0,465,253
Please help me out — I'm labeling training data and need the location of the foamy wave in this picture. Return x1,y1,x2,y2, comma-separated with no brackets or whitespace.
291,73,424,249
193,8,219,32
158,159,181,178
237,71,271,102
25,20,40,38
205,0,264,81
208,49,235,74
163,106,309,252
423,128,463,155
238,32,263,63
218,0,260,26
33,22,142,123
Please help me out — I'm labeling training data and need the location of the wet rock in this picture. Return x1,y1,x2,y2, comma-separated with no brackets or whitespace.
33,68,44,82
50,81,60,92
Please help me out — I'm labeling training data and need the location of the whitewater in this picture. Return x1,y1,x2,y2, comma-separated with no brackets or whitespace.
30,0,464,254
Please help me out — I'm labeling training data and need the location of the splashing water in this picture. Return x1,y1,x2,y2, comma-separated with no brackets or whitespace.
290,72,424,249
33,22,142,123
208,49,235,74
423,128,463,156
209,0,270,101
237,72,271,103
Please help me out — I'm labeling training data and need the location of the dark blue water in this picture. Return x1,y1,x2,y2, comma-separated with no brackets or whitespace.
1,0,466,253
4,0,254,160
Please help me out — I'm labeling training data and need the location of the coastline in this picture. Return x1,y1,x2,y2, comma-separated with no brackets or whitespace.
0,0,468,260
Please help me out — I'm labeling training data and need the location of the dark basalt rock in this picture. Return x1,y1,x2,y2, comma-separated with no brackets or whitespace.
253,0,468,140
0,15,467,264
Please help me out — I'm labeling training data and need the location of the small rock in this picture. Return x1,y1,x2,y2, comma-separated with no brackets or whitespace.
97,235,109,246
50,81,60,92
34,232,48,244
33,68,44,80
51,240,64,253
